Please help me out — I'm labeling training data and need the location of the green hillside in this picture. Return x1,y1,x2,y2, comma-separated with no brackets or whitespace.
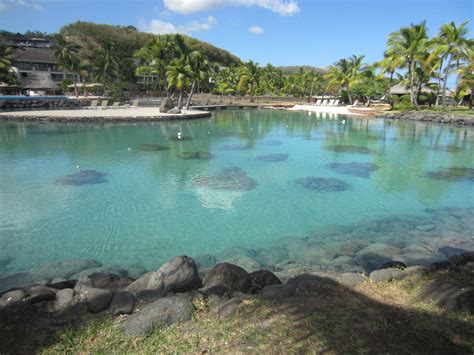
59,21,241,67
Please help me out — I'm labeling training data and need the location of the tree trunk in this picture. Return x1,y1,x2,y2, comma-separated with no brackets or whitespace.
185,81,196,110
347,88,353,105
442,54,453,109
408,61,418,109
388,72,394,110
177,90,183,109
435,59,444,107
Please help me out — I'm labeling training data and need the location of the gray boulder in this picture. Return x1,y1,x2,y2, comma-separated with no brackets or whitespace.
75,273,133,293
75,286,113,313
147,256,201,293
167,108,181,114
125,272,153,294
202,263,251,293
54,288,75,310
23,285,56,304
109,291,135,315
135,288,168,305
120,295,194,336
160,97,174,113
339,273,367,287
215,296,253,318
249,270,281,293
369,268,405,283
354,243,402,271
1,290,27,305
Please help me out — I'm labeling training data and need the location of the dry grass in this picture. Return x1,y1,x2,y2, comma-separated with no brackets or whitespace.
37,267,474,354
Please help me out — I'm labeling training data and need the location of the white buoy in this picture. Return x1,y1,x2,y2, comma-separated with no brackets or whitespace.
250,128,253,131
76,165,80,169
128,147,131,151
208,131,210,134
177,132,182,139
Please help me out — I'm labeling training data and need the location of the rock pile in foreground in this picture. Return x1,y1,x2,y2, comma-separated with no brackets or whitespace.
1,252,473,338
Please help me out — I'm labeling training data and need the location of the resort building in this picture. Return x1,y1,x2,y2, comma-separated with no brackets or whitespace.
1,31,77,95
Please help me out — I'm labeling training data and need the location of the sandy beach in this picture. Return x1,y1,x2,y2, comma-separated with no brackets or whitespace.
288,104,374,116
0,107,211,122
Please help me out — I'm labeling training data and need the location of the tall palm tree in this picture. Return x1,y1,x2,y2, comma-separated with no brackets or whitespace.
436,20,470,108
91,43,119,92
456,47,474,109
0,45,17,85
237,60,260,102
185,51,209,109
166,58,192,109
54,36,81,96
387,21,428,109
376,50,405,109
325,55,366,104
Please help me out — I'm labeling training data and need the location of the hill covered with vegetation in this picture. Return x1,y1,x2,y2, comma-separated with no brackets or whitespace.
59,22,241,68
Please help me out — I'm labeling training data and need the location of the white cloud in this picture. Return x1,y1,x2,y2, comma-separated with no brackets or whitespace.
139,16,217,34
164,0,300,16
249,25,264,34
0,0,43,11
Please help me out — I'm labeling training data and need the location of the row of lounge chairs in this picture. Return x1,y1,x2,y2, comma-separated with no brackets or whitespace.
313,99,340,106
86,99,139,110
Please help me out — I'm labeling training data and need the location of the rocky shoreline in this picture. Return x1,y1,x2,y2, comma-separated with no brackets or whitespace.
0,251,473,342
379,111,474,126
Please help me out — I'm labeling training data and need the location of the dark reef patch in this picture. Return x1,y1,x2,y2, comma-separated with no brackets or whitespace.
264,140,283,146
423,167,474,182
295,177,352,192
256,154,289,163
325,145,372,154
57,170,108,186
179,151,214,160
138,144,170,151
220,144,251,151
429,145,464,153
328,162,379,178
166,136,192,142
193,167,258,191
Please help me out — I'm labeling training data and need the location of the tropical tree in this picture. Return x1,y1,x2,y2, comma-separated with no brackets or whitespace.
54,36,81,96
166,58,192,109
90,43,119,91
456,47,474,109
375,50,405,109
325,55,366,104
185,51,209,109
387,22,429,109
237,60,261,102
0,44,19,85
435,20,470,108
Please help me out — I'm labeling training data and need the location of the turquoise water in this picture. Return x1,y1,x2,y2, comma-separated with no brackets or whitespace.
0,109,473,285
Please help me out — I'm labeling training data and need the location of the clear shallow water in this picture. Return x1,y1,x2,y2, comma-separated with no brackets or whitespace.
0,109,473,286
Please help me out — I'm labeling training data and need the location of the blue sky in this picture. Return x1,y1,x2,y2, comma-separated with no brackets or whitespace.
1,0,472,70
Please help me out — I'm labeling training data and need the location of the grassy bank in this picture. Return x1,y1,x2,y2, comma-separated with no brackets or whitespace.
41,266,474,354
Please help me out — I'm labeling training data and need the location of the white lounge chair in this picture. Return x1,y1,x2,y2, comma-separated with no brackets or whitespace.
321,99,328,106
328,99,335,106
351,100,359,107
333,99,340,106
315,99,322,106
85,100,98,109
109,102,120,109
98,100,108,109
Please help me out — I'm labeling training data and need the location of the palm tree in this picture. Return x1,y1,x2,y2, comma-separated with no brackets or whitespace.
185,51,209,109
436,20,470,108
325,55,366,104
166,58,192,109
91,43,119,92
456,47,474,109
0,45,17,85
54,36,81,96
376,50,405,109
387,22,428,109
237,61,261,102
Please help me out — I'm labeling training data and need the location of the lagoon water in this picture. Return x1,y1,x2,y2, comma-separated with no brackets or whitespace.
0,109,473,286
